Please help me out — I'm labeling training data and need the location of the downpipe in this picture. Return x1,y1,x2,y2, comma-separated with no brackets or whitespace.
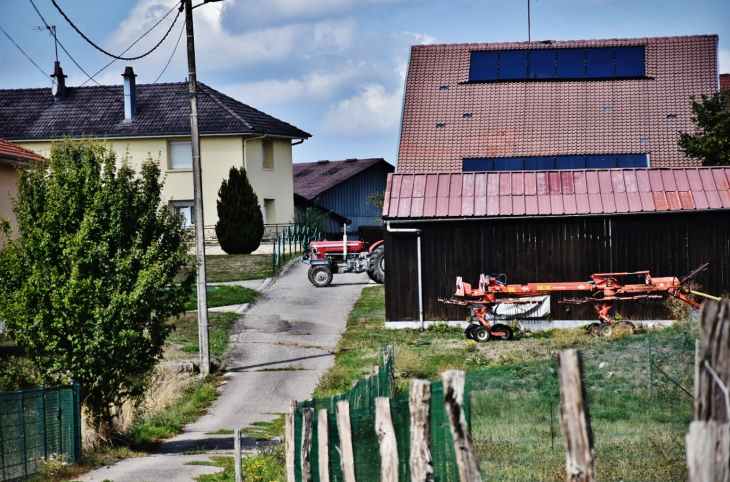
386,222,424,330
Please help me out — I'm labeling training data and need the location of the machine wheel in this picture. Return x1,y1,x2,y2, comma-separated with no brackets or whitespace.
598,322,613,337
614,321,636,334
586,323,601,336
473,326,491,343
491,324,514,341
309,265,333,288
465,324,479,340
367,246,385,284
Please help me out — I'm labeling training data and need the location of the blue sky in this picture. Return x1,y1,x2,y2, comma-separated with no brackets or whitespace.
1,0,728,166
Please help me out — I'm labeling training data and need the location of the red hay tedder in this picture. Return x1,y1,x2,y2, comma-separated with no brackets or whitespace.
440,263,716,342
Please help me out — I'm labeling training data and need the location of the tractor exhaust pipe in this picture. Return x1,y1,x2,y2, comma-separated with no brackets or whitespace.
386,222,424,330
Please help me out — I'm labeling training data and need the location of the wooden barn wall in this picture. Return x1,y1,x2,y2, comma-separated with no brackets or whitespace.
384,211,730,322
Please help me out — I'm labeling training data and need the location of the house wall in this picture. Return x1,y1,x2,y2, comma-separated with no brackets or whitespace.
384,211,730,322
16,136,295,226
0,162,17,246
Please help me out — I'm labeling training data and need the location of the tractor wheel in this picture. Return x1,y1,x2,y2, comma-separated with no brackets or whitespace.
367,245,385,284
598,322,613,337
614,321,636,334
492,324,514,341
465,324,478,340
586,323,601,336
473,326,491,343
309,265,333,288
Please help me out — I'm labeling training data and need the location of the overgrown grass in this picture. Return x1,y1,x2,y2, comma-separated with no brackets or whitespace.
193,444,286,482
166,311,240,358
184,285,261,311
178,254,274,283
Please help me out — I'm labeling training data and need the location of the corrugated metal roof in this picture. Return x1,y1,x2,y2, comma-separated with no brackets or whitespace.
383,167,730,219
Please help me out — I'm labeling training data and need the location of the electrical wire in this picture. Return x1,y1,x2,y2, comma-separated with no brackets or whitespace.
0,24,57,87
81,2,181,86
152,19,186,84
50,0,182,61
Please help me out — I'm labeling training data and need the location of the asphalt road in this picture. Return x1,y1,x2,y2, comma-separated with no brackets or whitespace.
81,260,371,482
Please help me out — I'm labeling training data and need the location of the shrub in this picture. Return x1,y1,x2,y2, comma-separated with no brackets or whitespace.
215,166,264,254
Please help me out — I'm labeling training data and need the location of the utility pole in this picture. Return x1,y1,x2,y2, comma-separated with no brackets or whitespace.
528,0,531,42
184,0,211,376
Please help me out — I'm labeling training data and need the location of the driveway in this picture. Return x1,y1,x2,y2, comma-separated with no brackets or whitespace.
82,260,371,482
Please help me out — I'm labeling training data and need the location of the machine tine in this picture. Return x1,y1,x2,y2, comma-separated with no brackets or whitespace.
679,262,709,284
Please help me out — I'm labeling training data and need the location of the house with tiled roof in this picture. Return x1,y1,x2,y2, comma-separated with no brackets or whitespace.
0,138,47,245
293,158,394,235
397,35,719,173
721,73,730,96
0,63,311,228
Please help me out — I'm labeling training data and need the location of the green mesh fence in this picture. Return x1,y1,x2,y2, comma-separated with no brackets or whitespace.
468,332,694,481
273,224,321,274
0,382,81,481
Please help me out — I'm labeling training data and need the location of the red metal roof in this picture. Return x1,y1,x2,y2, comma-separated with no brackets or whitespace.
398,35,718,172
383,167,730,219
0,138,46,164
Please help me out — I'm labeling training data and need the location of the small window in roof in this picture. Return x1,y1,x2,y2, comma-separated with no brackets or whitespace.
436,123,446,128
499,50,528,79
603,107,613,112
463,113,473,118
640,138,650,144
667,114,677,119
439,85,449,90
469,51,498,81
617,154,649,168
295,169,313,178
324,167,341,176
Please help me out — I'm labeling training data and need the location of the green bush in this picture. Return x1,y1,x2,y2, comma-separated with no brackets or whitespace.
215,167,264,254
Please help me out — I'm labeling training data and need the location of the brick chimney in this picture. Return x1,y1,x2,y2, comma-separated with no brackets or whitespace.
122,66,137,120
50,61,67,101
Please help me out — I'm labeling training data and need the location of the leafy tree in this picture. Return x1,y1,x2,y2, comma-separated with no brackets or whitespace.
0,139,193,424
215,166,264,254
678,92,730,166
293,204,328,240
366,190,385,225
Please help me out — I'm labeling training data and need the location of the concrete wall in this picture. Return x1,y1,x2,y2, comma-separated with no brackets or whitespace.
0,162,17,247
17,136,296,226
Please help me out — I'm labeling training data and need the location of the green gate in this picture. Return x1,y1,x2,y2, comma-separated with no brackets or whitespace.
0,382,81,481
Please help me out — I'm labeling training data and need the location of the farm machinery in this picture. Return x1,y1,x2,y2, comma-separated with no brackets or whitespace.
301,223,384,288
439,263,713,342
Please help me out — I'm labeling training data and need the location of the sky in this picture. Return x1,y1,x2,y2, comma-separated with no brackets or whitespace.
1,0,728,167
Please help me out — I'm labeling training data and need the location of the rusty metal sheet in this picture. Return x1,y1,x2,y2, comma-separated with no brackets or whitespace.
614,191,629,212
398,197,413,218
626,192,642,211
461,173,475,197
665,191,681,211
623,170,639,192
712,169,730,191
423,196,437,217
525,196,538,215
548,172,562,194
537,194,551,215
718,189,730,209
692,190,709,209
411,197,425,217
575,193,590,214
588,193,603,214
586,171,600,194
611,170,626,193
412,174,427,198
500,172,512,195
487,172,500,195
573,171,588,194
424,174,439,198
598,171,613,193
435,196,449,216
536,172,549,195
652,192,669,211
511,172,524,195
448,196,462,217
437,174,451,197
706,190,723,209
660,170,677,191
563,194,577,214
399,174,414,198
474,173,487,197
461,196,474,217
387,197,399,217
487,195,500,216
600,193,616,213
673,169,690,192
474,195,487,216
561,172,575,194
639,191,655,211
648,170,665,191
686,169,704,191
524,172,537,195
512,196,526,216
678,191,695,210
550,194,564,215
636,169,652,192
500,196,513,216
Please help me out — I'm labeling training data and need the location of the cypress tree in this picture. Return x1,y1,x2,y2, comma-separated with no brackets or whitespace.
215,166,264,254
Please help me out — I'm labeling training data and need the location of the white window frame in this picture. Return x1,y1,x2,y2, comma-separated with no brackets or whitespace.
169,140,193,170
172,200,195,227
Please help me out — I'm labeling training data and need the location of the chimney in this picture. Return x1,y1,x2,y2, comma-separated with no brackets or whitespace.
50,61,67,101
122,66,137,120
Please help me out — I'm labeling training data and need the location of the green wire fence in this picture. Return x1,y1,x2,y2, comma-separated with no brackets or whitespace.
272,225,321,275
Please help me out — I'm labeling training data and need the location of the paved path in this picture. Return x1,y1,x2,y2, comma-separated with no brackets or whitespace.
82,261,371,482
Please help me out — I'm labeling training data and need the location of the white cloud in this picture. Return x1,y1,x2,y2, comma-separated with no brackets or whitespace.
720,50,730,74
404,31,438,45
320,84,403,136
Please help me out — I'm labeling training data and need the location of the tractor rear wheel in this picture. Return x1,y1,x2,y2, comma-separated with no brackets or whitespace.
491,324,514,340
309,265,333,288
367,245,385,284
465,324,478,340
598,322,613,336
473,326,491,342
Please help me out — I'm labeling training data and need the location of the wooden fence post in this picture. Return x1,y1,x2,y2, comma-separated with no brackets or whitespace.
442,370,482,482
234,428,243,482
375,397,399,482
410,379,433,482
336,400,357,482
301,408,314,482
286,400,297,482
687,300,730,482
557,349,595,482
318,409,330,482
383,345,395,397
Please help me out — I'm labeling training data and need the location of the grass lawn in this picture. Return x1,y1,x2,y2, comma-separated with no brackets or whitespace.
178,254,274,283
183,285,261,311
166,311,240,358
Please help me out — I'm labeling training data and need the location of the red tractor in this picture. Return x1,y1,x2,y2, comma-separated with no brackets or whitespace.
301,225,384,288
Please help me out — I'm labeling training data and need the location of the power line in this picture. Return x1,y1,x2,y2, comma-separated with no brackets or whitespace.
0,24,57,86
153,20,186,84
51,0,182,61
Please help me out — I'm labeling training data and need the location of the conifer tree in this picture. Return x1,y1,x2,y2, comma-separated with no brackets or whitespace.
215,166,264,254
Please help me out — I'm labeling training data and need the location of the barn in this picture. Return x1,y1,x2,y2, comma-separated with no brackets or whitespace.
382,167,730,325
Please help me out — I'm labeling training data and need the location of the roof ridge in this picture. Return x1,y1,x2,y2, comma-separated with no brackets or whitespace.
198,83,253,131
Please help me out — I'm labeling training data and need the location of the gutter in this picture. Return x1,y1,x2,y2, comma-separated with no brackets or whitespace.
386,221,424,330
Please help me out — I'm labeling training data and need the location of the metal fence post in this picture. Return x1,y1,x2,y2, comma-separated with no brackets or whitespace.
18,390,27,478
40,384,47,461
72,381,81,461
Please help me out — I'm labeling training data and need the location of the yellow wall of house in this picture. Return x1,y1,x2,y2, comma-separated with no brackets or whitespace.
16,136,296,226
0,162,18,246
